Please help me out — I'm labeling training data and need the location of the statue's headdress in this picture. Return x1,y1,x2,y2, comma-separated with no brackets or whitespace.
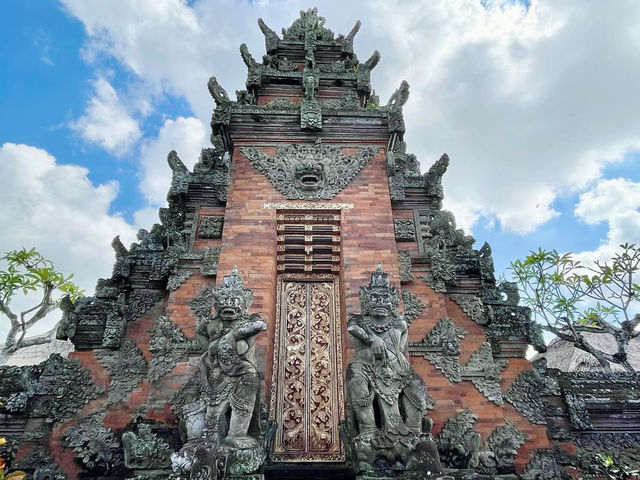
214,265,253,310
359,262,399,315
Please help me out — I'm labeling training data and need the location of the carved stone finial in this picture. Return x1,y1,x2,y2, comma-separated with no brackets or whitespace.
167,150,188,172
425,153,449,206
361,50,381,73
388,80,410,108
207,76,230,106
257,17,280,52
345,20,361,41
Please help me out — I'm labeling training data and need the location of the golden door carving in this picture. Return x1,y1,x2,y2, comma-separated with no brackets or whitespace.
270,278,345,462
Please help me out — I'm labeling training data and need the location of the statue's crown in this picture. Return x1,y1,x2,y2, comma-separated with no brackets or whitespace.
215,265,253,310
369,262,390,288
222,265,245,289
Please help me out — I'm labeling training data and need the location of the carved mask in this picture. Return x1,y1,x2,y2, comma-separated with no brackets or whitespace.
294,160,325,191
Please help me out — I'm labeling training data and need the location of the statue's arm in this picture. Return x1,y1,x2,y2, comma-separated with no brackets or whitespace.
399,319,409,351
195,319,210,349
235,315,267,339
347,322,373,345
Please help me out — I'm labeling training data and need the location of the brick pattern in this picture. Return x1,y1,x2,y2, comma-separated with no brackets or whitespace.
400,272,551,473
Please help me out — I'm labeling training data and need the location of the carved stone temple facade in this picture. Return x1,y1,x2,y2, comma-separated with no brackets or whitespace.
2,8,639,480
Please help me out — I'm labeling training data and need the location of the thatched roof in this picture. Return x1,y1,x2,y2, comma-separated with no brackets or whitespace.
2,339,74,366
540,331,640,371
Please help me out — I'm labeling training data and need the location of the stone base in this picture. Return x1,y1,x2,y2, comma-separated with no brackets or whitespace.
356,476,454,480
224,475,264,480
353,432,443,479
171,438,267,479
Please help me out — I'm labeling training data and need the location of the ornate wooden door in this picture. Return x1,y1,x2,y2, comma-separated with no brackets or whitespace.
270,278,345,462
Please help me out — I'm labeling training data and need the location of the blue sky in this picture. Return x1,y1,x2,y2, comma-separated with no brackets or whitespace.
1,0,639,334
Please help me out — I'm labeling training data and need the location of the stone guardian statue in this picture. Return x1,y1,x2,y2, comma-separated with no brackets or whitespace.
346,263,444,477
171,266,268,478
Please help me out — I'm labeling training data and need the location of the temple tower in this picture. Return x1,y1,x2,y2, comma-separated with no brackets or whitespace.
6,9,637,480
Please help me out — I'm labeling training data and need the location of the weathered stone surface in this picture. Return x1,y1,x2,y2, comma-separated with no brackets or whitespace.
172,267,269,476
521,449,571,480
436,409,480,470
64,414,124,473
409,317,466,382
398,250,413,283
394,218,416,241
123,422,172,469
148,315,200,382
477,422,527,475
505,359,559,424
96,338,148,405
401,290,425,324
198,215,224,239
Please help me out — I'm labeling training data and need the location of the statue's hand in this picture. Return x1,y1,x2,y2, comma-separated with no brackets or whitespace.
370,336,387,360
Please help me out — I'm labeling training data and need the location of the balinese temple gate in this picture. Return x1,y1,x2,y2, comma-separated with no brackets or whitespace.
2,8,640,480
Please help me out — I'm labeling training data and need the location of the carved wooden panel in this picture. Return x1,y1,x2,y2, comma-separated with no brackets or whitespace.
270,278,345,462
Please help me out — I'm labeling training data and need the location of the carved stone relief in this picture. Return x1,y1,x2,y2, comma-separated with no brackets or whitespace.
394,218,416,242
449,293,491,326
126,289,165,322
409,317,506,405
122,423,172,469
409,317,466,381
200,246,221,276
504,359,560,424
521,449,572,480
463,342,508,405
436,408,480,469
64,414,124,474
477,421,527,475
398,249,413,283
240,143,377,200
31,354,103,424
96,338,148,405
167,270,193,292
401,290,425,324
198,215,224,239
148,315,200,382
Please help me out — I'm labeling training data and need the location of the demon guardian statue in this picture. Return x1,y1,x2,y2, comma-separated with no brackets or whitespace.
171,266,269,478
346,263,446,478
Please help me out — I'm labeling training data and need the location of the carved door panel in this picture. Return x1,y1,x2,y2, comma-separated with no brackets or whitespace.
270,279,345,462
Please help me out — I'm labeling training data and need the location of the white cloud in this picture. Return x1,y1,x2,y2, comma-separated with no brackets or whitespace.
59,0,640,238
0,143,137,337
70,76,142,155
138,116,207,207
574,178,640,262
575,178,640,225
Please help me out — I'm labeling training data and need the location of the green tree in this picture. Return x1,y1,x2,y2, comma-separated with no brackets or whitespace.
0,248,82,363
511,243,640,372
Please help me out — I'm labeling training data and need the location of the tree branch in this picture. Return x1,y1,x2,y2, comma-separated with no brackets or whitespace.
22,282,55,330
